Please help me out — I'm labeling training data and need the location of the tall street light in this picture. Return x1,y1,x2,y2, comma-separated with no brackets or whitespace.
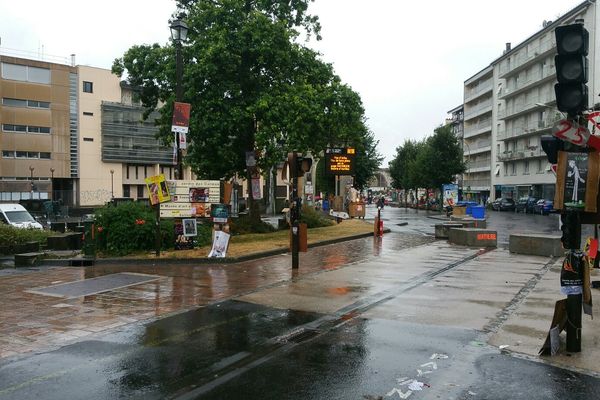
170,17,188,180
110,169,115,198
29,166,35,199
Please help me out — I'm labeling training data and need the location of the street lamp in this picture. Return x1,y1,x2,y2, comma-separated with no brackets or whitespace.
170,17,188,180
50,168,55,200
110,169,114,198
29,166,35,199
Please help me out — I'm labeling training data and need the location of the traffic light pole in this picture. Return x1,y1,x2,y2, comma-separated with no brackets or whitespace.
562,211,583,352
291,176,299,269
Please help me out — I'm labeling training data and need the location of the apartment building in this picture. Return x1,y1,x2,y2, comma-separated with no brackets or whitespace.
453,1,597,203
463,66,493,203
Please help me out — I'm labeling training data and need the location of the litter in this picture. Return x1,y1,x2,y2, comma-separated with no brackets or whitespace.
408,381,425,391
498,345,509,350
468,391,477,396
430,353,448,359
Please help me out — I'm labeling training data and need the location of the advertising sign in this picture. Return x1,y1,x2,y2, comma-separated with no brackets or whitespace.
174,220,195,250
211,203,230,223
442,184,459,207
161,180,221,218
208,230,230,258
325,147,355,175
183,219,197,237
171,102,191,134
145,174,171,206
564,153,588,208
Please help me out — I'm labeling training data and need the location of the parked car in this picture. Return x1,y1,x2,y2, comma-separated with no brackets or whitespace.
491,198,502,211
0,204,44,230
534,199,554,215
515,196,538,213
499,198,516,211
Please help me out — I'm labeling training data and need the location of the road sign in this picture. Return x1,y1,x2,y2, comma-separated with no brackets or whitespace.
325,147,355,175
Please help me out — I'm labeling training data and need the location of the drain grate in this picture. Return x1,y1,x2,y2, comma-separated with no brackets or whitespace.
26,272,161,299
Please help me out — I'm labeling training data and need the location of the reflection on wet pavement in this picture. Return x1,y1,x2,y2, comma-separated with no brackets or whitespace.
0,233,433,359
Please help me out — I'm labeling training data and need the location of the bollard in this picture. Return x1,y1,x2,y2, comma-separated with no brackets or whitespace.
82,215,96,258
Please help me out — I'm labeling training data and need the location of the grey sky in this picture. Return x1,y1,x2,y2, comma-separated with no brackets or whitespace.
0,0,583,164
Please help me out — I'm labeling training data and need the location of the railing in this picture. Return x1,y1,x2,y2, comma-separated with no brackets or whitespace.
463,119,492,137
465,80,493,101
497,117,557,140
501,69,555,98
466,160,492,170
498,39,555,77
498,97,554,120
464,99,493,119
497,147,544,161
463,179,491,188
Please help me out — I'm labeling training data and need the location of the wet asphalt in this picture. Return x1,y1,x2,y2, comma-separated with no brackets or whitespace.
2,206,600,399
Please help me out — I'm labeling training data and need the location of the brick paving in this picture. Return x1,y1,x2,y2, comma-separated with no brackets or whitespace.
0,233,434,359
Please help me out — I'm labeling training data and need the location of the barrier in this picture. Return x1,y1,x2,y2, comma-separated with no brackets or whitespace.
509,233,564,257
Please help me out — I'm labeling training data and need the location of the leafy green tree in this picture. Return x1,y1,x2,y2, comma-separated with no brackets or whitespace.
352,130,383,190
389,139,423,206
418,124,465,189
113,0,368,223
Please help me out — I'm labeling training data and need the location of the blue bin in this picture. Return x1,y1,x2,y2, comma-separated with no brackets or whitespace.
322,200,329,211
471,206,485,219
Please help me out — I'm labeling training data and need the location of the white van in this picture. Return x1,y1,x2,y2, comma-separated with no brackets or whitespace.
0,204,43,230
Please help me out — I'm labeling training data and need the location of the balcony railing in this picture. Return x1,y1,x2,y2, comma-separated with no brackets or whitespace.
500,69,555,99
464,80,493,102
497,116,557,140
497,96,555,120
497,147,544,161
466,160,492,170
464,100,493,120
462,179,491,189
498,39,555,77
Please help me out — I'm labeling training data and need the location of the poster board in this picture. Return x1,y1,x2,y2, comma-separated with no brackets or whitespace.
442,184,458,207
161,180,221,218
555,151,599,213
325,147,355,175
145,174,171,206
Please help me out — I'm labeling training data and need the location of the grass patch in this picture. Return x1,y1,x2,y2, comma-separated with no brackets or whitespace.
132,218,373,259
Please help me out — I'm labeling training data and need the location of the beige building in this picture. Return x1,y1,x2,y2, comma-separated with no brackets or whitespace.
0,56,76,204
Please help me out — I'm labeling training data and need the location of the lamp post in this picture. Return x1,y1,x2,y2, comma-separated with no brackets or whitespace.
110,169,114,198
50,168,55,200
170,17,188,180
29,166,35,199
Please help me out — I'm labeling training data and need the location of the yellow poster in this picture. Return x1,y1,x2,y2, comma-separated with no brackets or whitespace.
145,174,171,205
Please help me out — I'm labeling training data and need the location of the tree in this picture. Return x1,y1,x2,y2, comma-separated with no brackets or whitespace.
418,124,465,189
112,0,369,223
389,139,422,206
352,130,383,190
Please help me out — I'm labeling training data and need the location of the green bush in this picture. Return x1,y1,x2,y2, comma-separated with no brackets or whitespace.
94,202,174,256
229,215,276,235
300,205,334,228
0,224,52,254
194,221,214,247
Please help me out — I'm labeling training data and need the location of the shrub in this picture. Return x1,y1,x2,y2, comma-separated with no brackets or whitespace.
0,224,52,254
229,215,276,235
300,205,334,228
94,202,174,256
194,221,213,247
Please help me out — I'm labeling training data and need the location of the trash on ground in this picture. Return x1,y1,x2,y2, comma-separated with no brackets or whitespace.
408,381,425,391
498,345,509,350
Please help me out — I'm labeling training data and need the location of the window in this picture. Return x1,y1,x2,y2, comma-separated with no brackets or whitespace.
28,126,51,134
537,159,543,173
524,161,530,175
83,111,93,116
1,63,50,84
83,137,94,142
504,164,509,176
83,81,93,93
27,152,39,159
123,185,130,197
2,98,27,107
137,185,144,198
2,151,14,158
39,152,51,159
2,124,27,133
15,151,27,159
511,162,517,175
27,100,50,109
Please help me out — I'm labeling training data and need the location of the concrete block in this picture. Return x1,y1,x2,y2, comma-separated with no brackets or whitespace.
47,233,82,250
448,228,497,248
14,252,42,267
509,233,564,257
435,223,464,239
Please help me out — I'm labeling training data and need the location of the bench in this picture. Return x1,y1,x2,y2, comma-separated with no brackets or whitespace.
448,228,497,247
509,233,564,257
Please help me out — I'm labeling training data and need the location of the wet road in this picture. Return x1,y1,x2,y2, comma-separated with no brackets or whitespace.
2,233,600,399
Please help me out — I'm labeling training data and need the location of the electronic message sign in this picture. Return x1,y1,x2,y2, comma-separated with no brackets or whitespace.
325,147,355,175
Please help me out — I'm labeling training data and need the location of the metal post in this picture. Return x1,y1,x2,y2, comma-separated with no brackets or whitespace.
563,210,582,352
292,176,299,269
175,42,184,180
155,203,161,257
110,169,114,198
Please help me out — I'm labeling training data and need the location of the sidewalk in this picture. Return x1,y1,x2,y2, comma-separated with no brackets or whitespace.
1,232,599,378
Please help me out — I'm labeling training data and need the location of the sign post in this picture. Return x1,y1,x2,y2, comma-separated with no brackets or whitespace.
145,174,171,256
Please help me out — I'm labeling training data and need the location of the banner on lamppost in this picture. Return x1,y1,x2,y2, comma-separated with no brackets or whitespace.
171,102,191,134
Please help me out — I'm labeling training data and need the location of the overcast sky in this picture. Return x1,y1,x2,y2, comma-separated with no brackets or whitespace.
0,0,584,164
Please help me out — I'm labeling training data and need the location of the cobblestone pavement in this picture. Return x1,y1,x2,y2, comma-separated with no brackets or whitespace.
0,232,434,359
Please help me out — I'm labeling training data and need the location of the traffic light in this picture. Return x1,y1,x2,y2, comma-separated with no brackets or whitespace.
541,135,563,164
554,23,589,116
287,152,313,178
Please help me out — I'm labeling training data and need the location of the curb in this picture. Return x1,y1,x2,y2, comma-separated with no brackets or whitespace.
40,230,390,267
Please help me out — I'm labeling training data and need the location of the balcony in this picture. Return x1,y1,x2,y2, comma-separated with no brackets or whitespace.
462,179,491,190
497,147,545,162
497,96,554,120
499,70,556,100
464,139,491,156
463,119,492,139
464,80,493,103
463,100,493,121
497,117,556,141
498,39,555,78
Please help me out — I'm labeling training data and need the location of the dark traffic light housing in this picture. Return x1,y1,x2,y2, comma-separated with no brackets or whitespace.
554,23,589,116
287,152,313,178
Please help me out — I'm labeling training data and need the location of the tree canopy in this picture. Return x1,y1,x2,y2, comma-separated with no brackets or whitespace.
112,0,371,180
389,124,464,191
